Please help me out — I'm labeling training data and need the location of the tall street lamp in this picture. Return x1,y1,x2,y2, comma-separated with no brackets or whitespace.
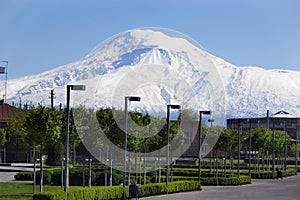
283,122,287,171
296,135,299,172
272,121,275,176
166,104,180,194
123,96,141,200
237,119,241,179
198,111,211,183
85,158,92,187
65,85,86,195
0,61,8,102
296,125,299,172
208,118,214,172
246,119,251,176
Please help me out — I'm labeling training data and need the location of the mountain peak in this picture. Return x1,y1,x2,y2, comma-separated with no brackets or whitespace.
1,28,299,119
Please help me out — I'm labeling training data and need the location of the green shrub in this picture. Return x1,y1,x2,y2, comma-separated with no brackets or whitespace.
15,167,123,187
201,175,251,186
36,170,53,185
251,168,297,179
14,170,53,184
94,171,122,186
14,171,33,181
51,169,64,186
33,190,65,200
33,181,201,200
69,168,96,186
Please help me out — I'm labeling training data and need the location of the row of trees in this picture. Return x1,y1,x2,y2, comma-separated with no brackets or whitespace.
3,104,184,165
2,103,299,187
209,125,300,176
3,104,298,166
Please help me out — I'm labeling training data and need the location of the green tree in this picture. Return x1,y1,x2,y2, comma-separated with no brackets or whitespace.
0,128,6,163
7,104,30,150
25,104,61,192
0,128,6,147
291,142,300,158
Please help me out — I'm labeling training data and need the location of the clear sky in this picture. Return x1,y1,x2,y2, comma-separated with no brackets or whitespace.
0,0,299,79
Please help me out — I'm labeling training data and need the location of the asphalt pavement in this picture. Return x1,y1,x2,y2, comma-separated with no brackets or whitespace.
0,164,36,182
142,174,300,200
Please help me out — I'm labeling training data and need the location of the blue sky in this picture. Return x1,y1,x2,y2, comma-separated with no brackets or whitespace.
0,0,299,79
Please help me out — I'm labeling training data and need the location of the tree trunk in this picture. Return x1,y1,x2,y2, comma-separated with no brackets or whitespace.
143,152,146,185
33,143,36,194
224,152,227,178
230,150,234,177
262,150,265,171
257,151,260,172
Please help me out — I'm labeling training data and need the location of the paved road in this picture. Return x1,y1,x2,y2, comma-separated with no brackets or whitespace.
142,174,300,200
0,172,17,182
0,164,37,182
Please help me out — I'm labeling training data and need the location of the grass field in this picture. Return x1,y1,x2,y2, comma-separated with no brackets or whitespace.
0,182,61,200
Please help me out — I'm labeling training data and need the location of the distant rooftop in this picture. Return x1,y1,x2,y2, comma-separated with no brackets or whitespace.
271,110,298,118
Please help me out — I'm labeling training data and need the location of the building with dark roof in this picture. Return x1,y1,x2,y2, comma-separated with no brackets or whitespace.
227,110,300,140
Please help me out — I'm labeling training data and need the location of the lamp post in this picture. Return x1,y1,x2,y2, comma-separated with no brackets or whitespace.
208,118,214,172
123,96,141,200
296,126,299,172
237,119,241,179
247,119,252,176
85,158,92,187
166,104,180,194
61,157,65,190
0,61,8,103
198,111,211,183
65,85,86,196
33,151,37,194
0,60,8,103
272,121,275,176
283,122,287,171
296,135,299,172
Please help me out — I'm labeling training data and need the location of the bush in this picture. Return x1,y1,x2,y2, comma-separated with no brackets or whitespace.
33,181,201,200
251,168,297,179
94,171,122,186
15,167,123,187
14,172,33,181
51,169,64,186
14,169,53,185
36,170,53,185
201,175,251,186
33,190,65,200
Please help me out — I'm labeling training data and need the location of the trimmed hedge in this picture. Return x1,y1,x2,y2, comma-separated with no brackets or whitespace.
33,181,201,200
251,168,297,179
201,175,251,186
14,170,52,184
14,168,122,186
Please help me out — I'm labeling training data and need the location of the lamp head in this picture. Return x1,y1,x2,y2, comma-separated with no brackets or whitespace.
68,85,86,91
201,111,211,115
128,96,141,102
168,104,181,109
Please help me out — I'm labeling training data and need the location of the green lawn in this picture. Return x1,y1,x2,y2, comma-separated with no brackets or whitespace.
0,182,61,200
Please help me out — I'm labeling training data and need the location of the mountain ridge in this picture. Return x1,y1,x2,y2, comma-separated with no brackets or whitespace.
1,28,299,119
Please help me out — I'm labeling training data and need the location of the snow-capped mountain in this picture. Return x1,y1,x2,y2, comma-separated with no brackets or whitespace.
1,28,300,120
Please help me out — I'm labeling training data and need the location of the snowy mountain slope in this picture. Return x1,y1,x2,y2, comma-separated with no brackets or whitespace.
0,28,299,119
